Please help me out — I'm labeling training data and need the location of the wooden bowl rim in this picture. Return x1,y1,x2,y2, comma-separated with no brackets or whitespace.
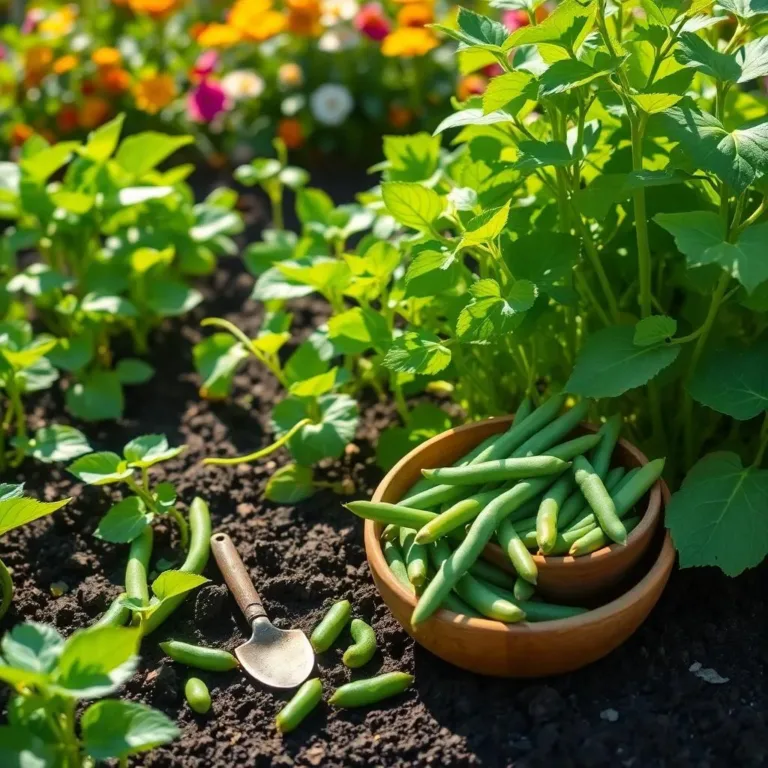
366,414,673,634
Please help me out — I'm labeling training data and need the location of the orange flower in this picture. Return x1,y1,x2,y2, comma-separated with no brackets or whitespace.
56,104,80,133
381,27,438,57
53,55,79,75
397,2,433,27
388,104,413,129
39,5,77,37
286,0,322,37
189,21,206,39
457,74,487,101
24,46,54,87
197,23,243,47
229,0,287,42
99,67,132,94
129,0,181,18
278,62,303,88
278,118,304,149
79,96,111,129
10,123,35,147
92,47,121,68
134,72,176,113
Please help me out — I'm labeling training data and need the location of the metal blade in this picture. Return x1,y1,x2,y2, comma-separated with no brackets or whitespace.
235,617,315,689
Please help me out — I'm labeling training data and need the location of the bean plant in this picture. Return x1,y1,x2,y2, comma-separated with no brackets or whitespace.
0,114,243,421
0,622,178,766
236,0,768,576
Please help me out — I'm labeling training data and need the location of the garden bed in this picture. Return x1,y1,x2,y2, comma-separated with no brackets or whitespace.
2,244,767,767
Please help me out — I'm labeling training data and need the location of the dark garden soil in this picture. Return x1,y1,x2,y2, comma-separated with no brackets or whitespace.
2,175,768,768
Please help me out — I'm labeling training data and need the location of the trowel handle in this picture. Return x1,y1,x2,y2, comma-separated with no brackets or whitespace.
210,533,268,623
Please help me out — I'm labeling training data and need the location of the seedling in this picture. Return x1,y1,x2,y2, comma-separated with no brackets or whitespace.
0,622,178,765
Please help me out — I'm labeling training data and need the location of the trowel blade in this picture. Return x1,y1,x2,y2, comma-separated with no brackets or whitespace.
235,617,315,689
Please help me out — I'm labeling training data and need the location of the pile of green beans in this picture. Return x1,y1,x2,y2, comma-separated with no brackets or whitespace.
345,394,666,627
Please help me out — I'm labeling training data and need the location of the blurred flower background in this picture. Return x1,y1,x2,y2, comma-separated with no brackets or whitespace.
0,0,539,164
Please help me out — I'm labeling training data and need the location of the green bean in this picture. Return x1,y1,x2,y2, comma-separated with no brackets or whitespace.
441,591,482,617
513,577,535,602
345,501,437,530
573,455,627,545
569,516,641,556
144,497,212,635
399,527,427,588
310,600,351,653
520,601,588,621
422,456,570,486
590,414,623,477
185,677,211,714
511,400,589,458
612,459,665,518
160,640,238,671
430,540,525,623
468,558,517,591
342,619,377,668
275,678,323,733
329,671,414,708
521,522,597,554
414,488,498,544
497,519,538,584
514,395,534,425
92,595,130,629
564,467,636,532
383,539,414,594
410,432,602,625
536,474,572,554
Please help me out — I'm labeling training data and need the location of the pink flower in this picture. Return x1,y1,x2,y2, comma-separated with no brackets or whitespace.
503,9,529,31
355,3,391,42
193,50,219,80
22,8,44,34
187,78,230,123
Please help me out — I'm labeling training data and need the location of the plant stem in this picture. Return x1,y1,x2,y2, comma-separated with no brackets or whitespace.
630,114,653,318
202,418,311,466
0,558,12,620
753,413,768,468
167,507,190,551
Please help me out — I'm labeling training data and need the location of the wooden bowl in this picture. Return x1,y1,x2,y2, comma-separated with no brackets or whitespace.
373,415,664,603
363,416,675,677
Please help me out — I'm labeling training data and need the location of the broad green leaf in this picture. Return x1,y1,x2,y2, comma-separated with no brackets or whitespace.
243,230,297,276
384,331,452,375
265,463,316,504
114,132,193,179
381,182,443,232
0,725,57,767
503,232,580,289
151,571,209,603
381,133,441,182
284,333,333,384
717,0,768,17
0,622,63,674
54,626,141,698
271,394,359,465
24,424,91,463
688,342,768,419
81,293,138,318
515,139,572,171
0,498,53,537
505,0,597,52
252,265,314,301
154,483,176,512
405,247,462,298
276,258,351,298
660,104,768,193
433,7,509,50
83,700,179,761
1,338,57,371
736,37,768,82
193,334,248,399
115,359,154,385
328,307,392,355
66,371,124,422
461,201,511,247
296,188,334,226
434,109,515,135
48,333,94,372
191,205,243,241
567,325,681,397
251,331,290,358
145,279,202,316
675,32,741,83
95,497,149,544
666,452,768,576
20,142,78,182
289,367,338,398
456,278,537,341
68,452,133,486
482,71,535,114
118,186,173,206
7,264,71,297
82,114,124,162
123,435,185,468
634,315,677,346
234,158,281,185
538,59,614,97
631,92,684,113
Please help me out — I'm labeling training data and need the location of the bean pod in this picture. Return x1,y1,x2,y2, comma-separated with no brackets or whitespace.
310,600,351,653
342,619,377,668
160,640,238,671
275,678,323,733
185,677,211,714
329,671,414,708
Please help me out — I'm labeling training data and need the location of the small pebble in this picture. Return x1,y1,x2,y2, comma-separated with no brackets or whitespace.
600,708,619,722
690,662,729,684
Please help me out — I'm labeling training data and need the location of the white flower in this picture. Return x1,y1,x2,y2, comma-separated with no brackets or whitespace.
310,83,354,126
221,70,266,101
320,0,357,26
318,28,359,52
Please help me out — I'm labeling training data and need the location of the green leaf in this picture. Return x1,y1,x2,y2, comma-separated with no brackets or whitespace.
117,186,173,207
25,424,91,463
95,497,149,544
123,434,184,468
717,0,768,18
7,263,72,297
688,342,768,419
193,334,248,399
675,32,742,83
381,133,441,182
114,132,193,179
666,452,768,576
1,338,57,372
54,625,141,698
252,265,315,301
264,463,316,504
538,59,614,97
234,158,281,186
634,315,677,346
1,622,63,673
191,206,243,241
631,92,684,114
514,140,572,171
505,0,596,51
288,368,338,398
482,71,535,113
384,331,452,375
154,482,176,512
433,7,509,49
284,332,333,384
376,403,453,471
0,496,70,537
20,142,78,182
271,394,359,465
660,104,768,193
460,201,511,247
381,182,443,232
81,293,138,318
736,37,768,82
296,188,334,226
145,279,202,316
328,307,391,355
0,725,57,767
567,325,681,397
151,570,209,603
47,333,94,372
434,109,515,135
82,114,124,162
243,230,297,276
83,699,180,761
68,452,133,486
405,247,460,298
456,278,536,341
116,359,155,385
276,258,350,298
503,231,580,290
65,371,124,422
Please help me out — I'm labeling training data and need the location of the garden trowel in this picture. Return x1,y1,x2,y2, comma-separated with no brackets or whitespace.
211,532,314,689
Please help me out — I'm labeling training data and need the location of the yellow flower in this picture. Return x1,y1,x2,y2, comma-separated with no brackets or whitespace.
197,23,243,47
286,0,322,37
53,55,79,75
92,47,122,68
229,0,287,42
278,62,303,88
397,2,433,27
134,73,177,114
381,27,438,57
24,46,54,87
39,5,77,37
129,0,181,18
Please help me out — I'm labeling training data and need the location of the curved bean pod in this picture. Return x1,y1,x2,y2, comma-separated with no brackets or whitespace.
342,619,377,668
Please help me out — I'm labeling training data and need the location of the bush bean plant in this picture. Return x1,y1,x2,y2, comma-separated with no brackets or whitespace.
235,0,768,576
